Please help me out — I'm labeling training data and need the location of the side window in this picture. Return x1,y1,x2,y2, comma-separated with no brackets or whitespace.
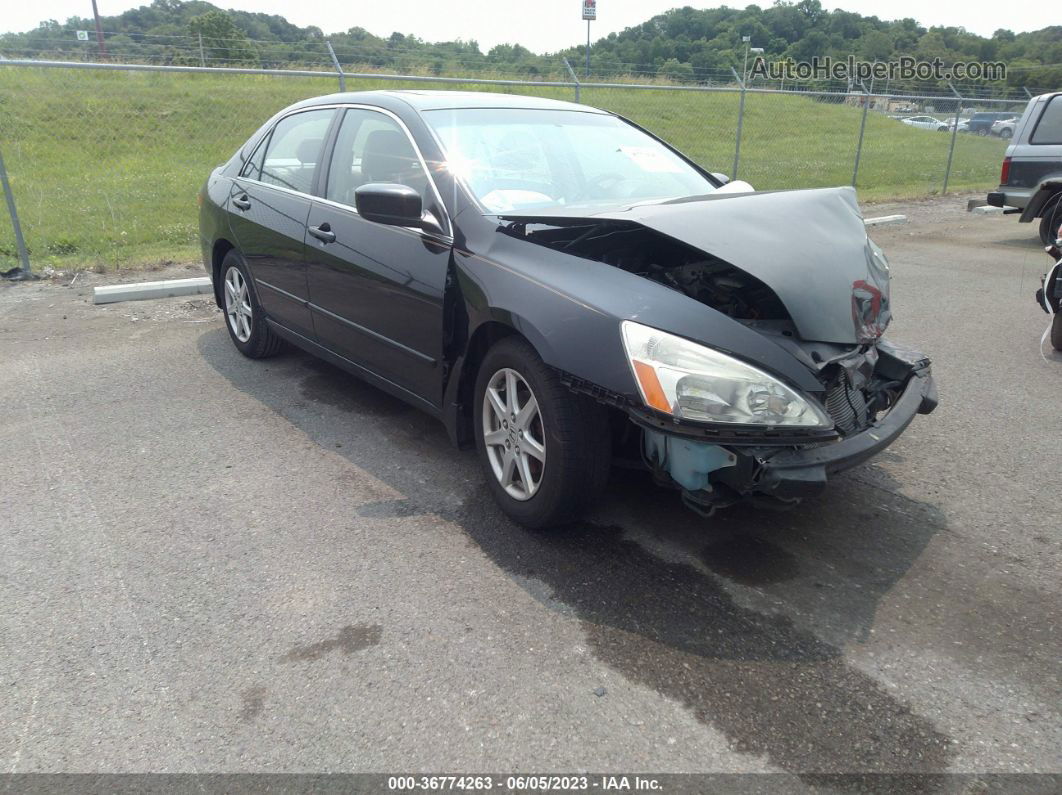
259,109,335,194
239,135,268,180
1031,97,1062,145
326,109,429,207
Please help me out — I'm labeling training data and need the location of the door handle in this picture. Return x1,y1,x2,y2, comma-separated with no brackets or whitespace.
232,194,251,211
308,223,336,244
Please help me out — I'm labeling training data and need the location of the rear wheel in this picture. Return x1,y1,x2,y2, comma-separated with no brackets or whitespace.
999,127,1013,140
1039,194,1062,246
1052,314,1062,352
221,250,284,358
474,337,610,528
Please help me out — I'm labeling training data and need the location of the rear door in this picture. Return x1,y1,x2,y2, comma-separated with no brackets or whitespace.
304,107,452,405
227,107,336,337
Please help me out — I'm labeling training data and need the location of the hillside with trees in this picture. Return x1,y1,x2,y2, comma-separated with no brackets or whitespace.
1,0,1058,93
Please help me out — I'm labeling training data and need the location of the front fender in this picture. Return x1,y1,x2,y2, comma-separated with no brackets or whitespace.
449,232,825,404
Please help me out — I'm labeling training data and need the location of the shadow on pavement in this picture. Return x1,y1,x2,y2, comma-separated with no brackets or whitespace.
199,329,954,775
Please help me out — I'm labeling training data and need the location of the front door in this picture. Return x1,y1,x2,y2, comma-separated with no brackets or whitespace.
304,108,451,405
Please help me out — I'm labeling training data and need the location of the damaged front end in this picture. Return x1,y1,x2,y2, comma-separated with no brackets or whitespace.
637,339,936,515
499,186,937,515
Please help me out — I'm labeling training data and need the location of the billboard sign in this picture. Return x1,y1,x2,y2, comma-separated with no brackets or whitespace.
582,0,596,21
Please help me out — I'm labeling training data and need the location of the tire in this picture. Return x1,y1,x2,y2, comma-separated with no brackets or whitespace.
220,250,284,359
1000,128,1013,140
1038,194,1062,247
977,129,988,136
473,336,610,529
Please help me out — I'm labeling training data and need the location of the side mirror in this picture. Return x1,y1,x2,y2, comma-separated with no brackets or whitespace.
355,183,423,228
711,172,731,185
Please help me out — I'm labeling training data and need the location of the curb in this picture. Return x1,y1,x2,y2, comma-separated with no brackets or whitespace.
864,215,907,227
970,205,1016,215
93,277,213,305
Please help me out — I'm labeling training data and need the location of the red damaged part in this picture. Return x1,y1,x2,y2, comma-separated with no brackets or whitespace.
851,279,890,342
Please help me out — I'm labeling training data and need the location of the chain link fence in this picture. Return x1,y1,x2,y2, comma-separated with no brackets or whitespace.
0,58,1038,273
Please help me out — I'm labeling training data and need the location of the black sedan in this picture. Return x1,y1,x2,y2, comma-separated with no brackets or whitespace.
199,90,937,528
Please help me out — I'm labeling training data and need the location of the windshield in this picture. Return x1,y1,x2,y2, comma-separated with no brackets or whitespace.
423,108,718,213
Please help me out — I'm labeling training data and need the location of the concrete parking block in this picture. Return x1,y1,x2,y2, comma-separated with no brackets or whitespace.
93,276,212,305
864,214,908,227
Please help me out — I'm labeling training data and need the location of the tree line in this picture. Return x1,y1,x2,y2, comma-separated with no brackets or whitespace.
1,0,1057,94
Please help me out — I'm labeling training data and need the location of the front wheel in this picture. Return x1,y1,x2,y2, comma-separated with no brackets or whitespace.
474,337,610,528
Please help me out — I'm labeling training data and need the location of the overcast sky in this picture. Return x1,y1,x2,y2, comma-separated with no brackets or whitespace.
3,1,1047,52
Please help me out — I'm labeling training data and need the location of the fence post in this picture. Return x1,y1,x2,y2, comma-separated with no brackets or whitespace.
562,57,580,103
942,82,963,194
852,81,871,187
326,41,346,92
1024,87,1034,99
0,148,31,278
198,33,205,68
730,66,745,180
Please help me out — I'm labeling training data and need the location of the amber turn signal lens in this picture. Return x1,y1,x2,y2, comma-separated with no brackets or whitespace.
632,360,672,414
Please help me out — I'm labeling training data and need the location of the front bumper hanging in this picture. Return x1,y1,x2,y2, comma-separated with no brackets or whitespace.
756,369,936,500
639,359,936,512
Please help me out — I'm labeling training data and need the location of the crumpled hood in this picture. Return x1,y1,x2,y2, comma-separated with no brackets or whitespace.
505,186,891,345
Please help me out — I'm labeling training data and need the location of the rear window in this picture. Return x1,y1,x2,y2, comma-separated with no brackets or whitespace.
259,109,335,194
1030,96,1062,145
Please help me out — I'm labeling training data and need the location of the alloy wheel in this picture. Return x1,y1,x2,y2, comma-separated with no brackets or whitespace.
224,265,253,343
481,367,546,500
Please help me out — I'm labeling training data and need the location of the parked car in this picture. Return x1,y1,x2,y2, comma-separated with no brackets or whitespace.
987,91,1062,244
967,111,1021,135
990,117,1021,139
199,91,937,527
900,115,950,131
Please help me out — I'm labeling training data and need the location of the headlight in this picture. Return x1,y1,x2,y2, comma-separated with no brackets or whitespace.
620,321,832,427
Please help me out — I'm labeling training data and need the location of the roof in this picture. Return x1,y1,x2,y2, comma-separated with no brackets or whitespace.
306,89,605,114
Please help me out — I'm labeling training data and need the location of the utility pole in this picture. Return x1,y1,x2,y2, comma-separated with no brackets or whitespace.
585,20,590,77
90,0,108,60
581,0,596,78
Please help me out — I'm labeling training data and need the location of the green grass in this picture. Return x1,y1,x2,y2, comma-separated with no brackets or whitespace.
0,67,1008,269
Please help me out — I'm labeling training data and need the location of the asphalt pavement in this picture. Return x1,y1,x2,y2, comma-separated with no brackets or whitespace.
0,196,1058,779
